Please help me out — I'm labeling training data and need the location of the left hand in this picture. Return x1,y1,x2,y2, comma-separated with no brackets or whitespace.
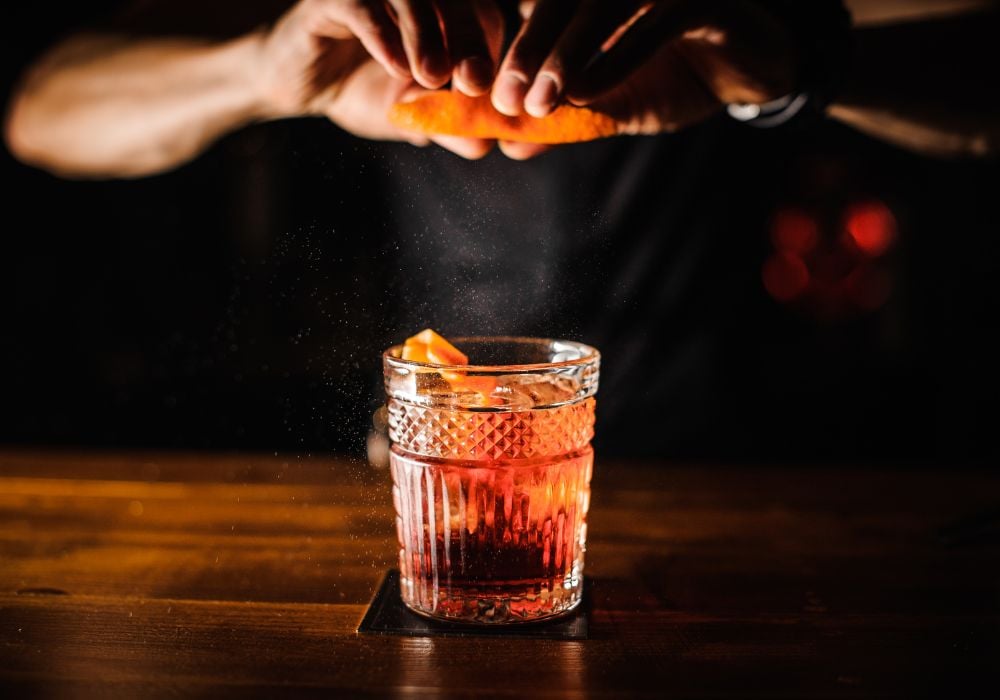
259,0,506,158
321,48,500,159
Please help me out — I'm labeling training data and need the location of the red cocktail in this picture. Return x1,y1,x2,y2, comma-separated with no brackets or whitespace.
383,336,599,623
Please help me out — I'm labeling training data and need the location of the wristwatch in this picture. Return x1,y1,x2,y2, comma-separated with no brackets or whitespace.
728,0,854,128
727,92,812,127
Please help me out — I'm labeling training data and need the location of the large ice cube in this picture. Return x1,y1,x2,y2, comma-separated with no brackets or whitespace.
415,371,452,395
494,374,578,409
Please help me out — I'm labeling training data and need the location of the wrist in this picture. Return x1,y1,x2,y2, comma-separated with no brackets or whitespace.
727,1,854,128
759,0,854,113
230,28,280,121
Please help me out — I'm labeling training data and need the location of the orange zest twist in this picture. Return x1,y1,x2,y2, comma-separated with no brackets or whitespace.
401,329,498,405
388,91,619,144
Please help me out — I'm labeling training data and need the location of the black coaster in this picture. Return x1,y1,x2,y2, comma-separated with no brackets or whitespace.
357,570,589,639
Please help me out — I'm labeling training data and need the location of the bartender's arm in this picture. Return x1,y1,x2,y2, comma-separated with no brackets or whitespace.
829,0,1000,157
3,0,503,177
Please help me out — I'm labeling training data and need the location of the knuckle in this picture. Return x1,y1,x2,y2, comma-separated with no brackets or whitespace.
340,0,366,14
353,1,379,21
349,14,377,35
351,6,398,43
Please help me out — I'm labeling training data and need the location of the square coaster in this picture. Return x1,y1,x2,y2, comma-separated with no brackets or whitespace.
357,570,589,640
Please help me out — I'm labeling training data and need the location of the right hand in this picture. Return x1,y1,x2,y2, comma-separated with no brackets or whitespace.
492,0,797,117
490,0,799,159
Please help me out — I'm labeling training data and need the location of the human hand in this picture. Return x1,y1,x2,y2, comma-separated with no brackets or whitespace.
492,0,801,158
257,0,505,157
264,0,505,97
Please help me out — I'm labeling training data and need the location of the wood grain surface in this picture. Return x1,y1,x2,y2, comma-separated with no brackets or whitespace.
1,448,998,697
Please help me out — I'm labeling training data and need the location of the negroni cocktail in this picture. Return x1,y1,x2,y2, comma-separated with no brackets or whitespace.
383,334,599,623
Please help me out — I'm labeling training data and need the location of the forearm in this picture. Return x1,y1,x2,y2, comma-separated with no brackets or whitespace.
4,30,269,178
827,9,1000,158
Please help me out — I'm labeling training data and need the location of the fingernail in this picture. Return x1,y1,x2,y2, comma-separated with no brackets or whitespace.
457,56,494,94
492,73,529,116
420,54,451,88
525,75,559,118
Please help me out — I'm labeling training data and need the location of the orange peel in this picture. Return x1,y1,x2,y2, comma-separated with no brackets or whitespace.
401,329,498,405
388,91,618,144
402,328,467,365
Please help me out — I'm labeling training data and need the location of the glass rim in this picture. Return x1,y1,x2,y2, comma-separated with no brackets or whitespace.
383,335,600,374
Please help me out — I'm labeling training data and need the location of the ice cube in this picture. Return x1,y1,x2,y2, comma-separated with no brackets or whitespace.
495,374,578,409
415,371,452,395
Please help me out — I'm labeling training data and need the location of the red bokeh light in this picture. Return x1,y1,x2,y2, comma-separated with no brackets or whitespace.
764,201,896,316
762,252,810,302
845,200,896,257
771,209,820,255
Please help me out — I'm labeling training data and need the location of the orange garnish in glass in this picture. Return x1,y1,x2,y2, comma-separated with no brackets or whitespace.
402,329,497,404
402,328,468,365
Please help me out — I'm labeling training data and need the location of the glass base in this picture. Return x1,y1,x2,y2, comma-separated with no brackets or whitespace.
400,575,584,624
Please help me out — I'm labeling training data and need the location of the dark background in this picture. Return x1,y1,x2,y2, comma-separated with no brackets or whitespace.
2,3,999,463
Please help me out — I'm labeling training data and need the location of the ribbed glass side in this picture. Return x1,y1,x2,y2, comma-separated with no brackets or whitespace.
390,435,593,623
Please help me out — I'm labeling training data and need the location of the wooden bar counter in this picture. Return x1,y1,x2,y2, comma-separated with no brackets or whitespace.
1,448,997,697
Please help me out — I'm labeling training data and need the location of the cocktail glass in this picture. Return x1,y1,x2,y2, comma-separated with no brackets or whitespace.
383,337,600,623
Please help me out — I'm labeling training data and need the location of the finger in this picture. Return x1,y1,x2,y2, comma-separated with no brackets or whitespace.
492,0,579,117
524,0,640,117
390,88,432,145
400,130,432,147
387,0,451,89
476,0,506,63
321,63,433,141
567,1,701,104
582,41,718,136
430,134,495,159
436,0,494,96
498,140,552,160
313,0,411,79
394,85,493,157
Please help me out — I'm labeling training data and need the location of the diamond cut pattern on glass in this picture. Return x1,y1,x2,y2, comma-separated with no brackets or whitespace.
388,398,595,460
